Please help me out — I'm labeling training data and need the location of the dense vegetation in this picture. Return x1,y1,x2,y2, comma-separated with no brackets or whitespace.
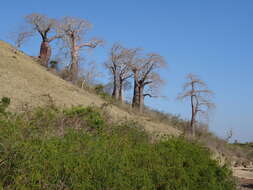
0,99,235,190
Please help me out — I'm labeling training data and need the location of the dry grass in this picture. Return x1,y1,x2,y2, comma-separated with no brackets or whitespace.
0,40,180,136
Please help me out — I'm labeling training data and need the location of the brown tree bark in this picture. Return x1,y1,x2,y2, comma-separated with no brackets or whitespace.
112,74,119,99
132,70,146,113
190,94,196,137
39,41,51,67
119,79,124,103
70,48,79,83
132,70,140,109
139,86,144,113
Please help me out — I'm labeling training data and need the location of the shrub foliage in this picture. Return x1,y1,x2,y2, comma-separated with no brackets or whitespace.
0,103,235,190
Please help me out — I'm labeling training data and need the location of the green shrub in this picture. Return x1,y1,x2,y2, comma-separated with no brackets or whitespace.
0,97,10,114
93,84,113,102
0,106,236,190
94,84,105,94
63,106,105,130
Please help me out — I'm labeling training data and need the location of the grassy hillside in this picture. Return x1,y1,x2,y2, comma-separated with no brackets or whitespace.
0,40,179,137
0,40,104,110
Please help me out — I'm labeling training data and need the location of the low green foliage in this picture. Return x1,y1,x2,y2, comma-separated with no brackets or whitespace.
0,104,235,190
63,106,105,130
0,97,10,114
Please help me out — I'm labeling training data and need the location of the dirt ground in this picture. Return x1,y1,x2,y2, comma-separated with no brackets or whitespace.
237,178,253,190
234,167,253,189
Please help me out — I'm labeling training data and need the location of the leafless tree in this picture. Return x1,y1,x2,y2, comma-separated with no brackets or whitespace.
59,17,103,83
118,49,139,103
105,43,137,102
105,44,122,100
21,13,61,66
178,74,215,136
11,30,33,49
225,129,233,142
79,61,102,86
130,53,166,113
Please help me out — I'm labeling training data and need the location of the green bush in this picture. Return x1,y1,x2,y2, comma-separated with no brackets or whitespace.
0,106,236,190
93,84,113,102
0,97,10,114
63,106,105,130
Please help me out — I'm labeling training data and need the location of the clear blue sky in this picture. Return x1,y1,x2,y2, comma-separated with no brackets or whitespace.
1,0,252,142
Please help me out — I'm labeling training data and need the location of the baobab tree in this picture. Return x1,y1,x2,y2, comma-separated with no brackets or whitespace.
105,43,137,102
19,13,61,66
59,17,103,83
177,74,215,137
130,53,166,113
118,49,139,103
105,44,123,100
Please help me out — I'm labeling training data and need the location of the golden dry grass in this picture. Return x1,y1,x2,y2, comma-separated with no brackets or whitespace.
0,40,180,136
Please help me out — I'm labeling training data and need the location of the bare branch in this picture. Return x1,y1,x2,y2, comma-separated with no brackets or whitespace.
12,30,33,48
25,13,57,41
78,38,104,49
48,34,62,43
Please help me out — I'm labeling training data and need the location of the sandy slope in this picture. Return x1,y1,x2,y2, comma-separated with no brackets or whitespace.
0,40,180,136
234,167,253,180
233,167,253,189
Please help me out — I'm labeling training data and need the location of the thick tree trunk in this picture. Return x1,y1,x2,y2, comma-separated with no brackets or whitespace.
70,49,79,83
139,86,144,113
39,41,51,67
112,74,119,99
190,95,196,137
119,79,124,103
132,71,140,109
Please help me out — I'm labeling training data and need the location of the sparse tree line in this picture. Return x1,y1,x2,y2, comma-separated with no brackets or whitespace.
14,13,214,136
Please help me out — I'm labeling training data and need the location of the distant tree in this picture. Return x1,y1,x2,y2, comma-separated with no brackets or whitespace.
178,74,215,137
79,61,102,87
12,30,33,49
225,129,233,142
105,43,137,102
118,49,138,103
19,13,61,66
59,17,103,83
105,44,122,100
130,53,166,113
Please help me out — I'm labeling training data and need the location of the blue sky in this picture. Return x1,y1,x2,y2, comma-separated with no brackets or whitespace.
1,0,252,142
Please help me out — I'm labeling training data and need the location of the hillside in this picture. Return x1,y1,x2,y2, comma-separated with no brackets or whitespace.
0,40,180,137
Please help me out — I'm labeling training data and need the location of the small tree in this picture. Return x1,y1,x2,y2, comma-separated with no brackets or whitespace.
12,29,33,49
59,17,103,83
178,74,215,137
225,129,233,142
19,13,61,66
79,61,102,87
130,53,166,113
